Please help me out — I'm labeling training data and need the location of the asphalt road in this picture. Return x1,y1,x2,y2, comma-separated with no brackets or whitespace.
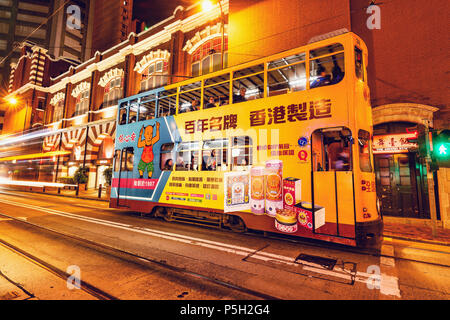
0,188,448,301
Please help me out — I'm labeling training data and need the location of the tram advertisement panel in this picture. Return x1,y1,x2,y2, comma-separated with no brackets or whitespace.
112,86,364,240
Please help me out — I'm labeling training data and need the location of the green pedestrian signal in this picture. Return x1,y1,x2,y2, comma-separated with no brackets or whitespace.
439,144,448,155
432,129,450,168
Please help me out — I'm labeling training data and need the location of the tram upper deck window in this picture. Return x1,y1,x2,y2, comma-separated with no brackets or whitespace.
128,100,138,123
312,127,352,171
358,130,372,172
204,74,230,107
355,47,364,80
232,64,264,103
267,52,306,97
119,103,127,125
138,97,156,122
158,89,177,117
309,43,345,89
178,81,202,114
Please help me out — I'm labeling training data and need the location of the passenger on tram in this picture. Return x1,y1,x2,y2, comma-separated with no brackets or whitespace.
205,96,217,109
203,150,217,171
310,66,331,88
219,97,229,106
164,159,173,171
233,87,247,103
189,154,197,171
331,65,344,84
190,99,200,111
120,113,127,125
176,153,185,170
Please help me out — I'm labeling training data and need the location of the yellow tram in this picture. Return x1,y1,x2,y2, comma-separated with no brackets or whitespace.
111,32,382,247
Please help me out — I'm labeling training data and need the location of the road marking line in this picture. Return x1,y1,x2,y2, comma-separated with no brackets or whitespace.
379,243,401,298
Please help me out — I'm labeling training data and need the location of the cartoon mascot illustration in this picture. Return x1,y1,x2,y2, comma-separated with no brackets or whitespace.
137,122,160,179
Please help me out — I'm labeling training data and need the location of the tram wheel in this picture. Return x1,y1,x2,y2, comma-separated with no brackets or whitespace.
163,209,174,222
229,216,247,233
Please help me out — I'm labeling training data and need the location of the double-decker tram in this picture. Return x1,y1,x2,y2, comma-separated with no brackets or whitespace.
111,32,382,247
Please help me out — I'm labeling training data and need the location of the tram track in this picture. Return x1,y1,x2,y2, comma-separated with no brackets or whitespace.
0,235,118,300
0,188,448,269
0,211,280,300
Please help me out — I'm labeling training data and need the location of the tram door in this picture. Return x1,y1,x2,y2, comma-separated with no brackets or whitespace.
374,153,423,218
311,128,356,238
117,147,134,207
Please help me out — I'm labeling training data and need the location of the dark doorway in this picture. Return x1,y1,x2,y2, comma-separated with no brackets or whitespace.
373,122,430,219
374,153,429,218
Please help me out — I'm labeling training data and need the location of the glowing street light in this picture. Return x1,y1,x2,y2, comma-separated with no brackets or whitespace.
202,0,214,12
8,97,18,106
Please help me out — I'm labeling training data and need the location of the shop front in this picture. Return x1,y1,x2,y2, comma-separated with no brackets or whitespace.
373,123,430,218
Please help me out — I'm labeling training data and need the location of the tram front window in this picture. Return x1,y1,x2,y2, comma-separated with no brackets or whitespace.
312,128,352,171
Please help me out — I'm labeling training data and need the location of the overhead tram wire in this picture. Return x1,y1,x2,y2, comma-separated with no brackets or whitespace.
0,0,71,67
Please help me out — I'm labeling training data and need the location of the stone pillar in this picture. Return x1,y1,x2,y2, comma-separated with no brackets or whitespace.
437,168,450,229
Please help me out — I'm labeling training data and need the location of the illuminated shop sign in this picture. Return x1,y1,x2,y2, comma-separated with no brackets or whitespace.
373,133,418,154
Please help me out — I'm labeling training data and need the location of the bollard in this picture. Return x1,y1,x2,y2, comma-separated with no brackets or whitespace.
98,184,102,198
58,187,61,194
76,185,79,196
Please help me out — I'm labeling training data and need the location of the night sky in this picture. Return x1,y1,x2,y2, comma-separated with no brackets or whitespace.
133,0,194,26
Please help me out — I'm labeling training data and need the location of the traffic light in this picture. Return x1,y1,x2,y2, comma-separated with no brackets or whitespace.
406,125,427,157
432,129,450,168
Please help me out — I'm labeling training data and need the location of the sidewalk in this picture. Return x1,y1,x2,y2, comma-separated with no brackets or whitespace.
5,185,110,202
383,220,450,246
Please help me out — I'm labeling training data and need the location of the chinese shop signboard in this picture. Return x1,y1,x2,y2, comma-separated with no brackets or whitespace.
373,133,418,154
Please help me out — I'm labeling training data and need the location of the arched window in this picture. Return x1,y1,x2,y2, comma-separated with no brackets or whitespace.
140,60,168,92
74,90,90,117
191,38,228,77
103,77,123,108
53,99,64,122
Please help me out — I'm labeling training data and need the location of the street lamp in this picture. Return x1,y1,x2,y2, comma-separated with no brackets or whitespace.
7,97,18,106
6,96,29,134
202,0,225,70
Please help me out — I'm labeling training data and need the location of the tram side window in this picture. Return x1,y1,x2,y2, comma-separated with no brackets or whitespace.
355,47,364,80
232,64,264,103
178,89,202,114
231,136,253,170
139,97,156,121
358,130,372,172
267,52,306,97
160,143,174,171
128,101,138,123
119,105,127,125
121,147,134,172
202,139,228,171
158,89,177,117
204,74,230,108
309,43,345,89
176,142,199,171
312,128,352,172
114,150,121,172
